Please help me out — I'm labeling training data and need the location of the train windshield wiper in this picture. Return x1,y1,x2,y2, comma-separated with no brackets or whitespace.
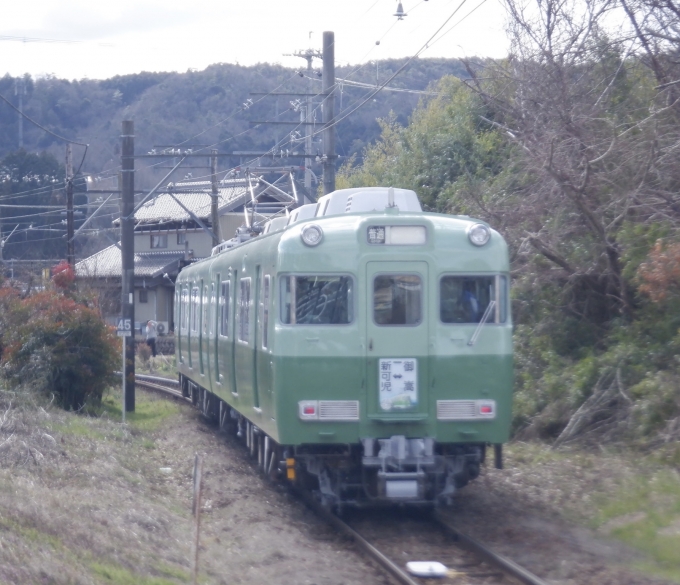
467,300,496,346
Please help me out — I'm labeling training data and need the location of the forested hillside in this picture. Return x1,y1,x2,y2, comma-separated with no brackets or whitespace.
0,57,469,260
0,58,470,174
339,0,680,452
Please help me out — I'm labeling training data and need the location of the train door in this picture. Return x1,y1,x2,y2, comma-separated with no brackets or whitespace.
213,275,220,384
252,265,261,409
178,287,187,364
231,270,239,396
199,280,205,376
190,285,199,369
204,283,213,384
236,272,260,408
365,262,429,420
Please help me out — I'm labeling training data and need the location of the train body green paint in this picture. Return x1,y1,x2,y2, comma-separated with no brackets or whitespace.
176,188,512,507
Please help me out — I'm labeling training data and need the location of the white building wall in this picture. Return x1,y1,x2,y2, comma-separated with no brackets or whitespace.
133,228,212,256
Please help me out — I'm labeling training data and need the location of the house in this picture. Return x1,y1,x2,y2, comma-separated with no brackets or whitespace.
76,175,311,335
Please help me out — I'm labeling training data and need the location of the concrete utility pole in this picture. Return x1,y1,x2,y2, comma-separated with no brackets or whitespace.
322,31,336,195
121,120,135,412
15,79,25,149
210,150,221,247
284,48,321,193
65,144,75,266
305,55,315,193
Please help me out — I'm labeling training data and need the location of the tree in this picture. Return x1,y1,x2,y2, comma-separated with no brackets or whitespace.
462,0,680,326
0,270,118,411
337,77,510,216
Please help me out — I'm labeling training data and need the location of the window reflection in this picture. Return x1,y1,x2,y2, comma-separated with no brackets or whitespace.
440,276,506,323
373,274,422,326
280,275,352,325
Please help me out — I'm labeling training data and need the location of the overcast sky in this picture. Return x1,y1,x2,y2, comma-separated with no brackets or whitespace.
2,0,509,80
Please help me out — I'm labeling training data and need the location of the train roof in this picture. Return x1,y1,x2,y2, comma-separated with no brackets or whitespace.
315,187,422,217
194,188,507,271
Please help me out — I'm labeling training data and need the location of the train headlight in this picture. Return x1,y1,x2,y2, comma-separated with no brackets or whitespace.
301,224,323,247
467,223,491,246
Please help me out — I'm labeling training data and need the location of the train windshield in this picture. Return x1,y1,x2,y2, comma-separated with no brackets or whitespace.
440,275,507,324
280,275,353,325
373,274,422,326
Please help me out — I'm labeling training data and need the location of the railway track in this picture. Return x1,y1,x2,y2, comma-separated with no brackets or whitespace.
299,491,549,585
133,374,549,585
133,373,186,400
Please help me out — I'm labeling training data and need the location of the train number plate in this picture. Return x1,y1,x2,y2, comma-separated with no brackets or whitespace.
379,358,418,411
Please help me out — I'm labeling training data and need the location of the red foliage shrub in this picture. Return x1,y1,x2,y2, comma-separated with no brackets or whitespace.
0,285,119,410
52,260,75,290
637,240,680,303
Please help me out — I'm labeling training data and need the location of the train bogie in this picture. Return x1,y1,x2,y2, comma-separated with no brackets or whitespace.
176,187,512,506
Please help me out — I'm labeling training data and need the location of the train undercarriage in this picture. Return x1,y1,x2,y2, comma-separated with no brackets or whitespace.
182,376,501,508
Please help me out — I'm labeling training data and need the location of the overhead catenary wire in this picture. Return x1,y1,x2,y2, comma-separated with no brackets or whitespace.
306,75,441,96
0,92,88,147
0,77,323,240
243,1,478,161
51,8,408,191
5,0,430,194
2,3,471,228
311,0,478,138
81,71,316,191
174,70,308,148
130,0,419,166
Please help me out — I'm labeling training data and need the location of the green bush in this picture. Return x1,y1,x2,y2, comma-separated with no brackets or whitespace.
0,285,119,410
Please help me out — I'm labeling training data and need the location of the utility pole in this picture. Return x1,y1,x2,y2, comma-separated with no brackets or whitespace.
210,150,221,247
322,31,336,195
304,55,314,193
121,120,135,413
284,48,321,193
65,144,75,266
15,79,25,149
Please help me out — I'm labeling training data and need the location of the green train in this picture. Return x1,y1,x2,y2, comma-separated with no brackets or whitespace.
175,187,512,507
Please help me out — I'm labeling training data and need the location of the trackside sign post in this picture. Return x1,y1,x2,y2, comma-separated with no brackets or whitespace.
116,318,132,423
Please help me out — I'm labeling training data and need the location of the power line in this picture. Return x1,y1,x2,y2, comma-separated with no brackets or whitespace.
0,92,88,147
307,75,441,96
313,0,479,138
0,35,81,44
174,71,304,148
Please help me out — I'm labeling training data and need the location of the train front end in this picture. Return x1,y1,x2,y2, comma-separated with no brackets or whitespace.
274,188,512,507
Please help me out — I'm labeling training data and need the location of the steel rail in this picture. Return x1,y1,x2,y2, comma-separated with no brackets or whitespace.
135,373,180,387
131,375,549,585
294,489,420,585
433,512,550,585
133,374,187,401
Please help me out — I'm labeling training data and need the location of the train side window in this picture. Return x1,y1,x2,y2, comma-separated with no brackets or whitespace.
238,278,251,343
373,274,422,326
440,275,507,324
220,281,230,337
190,287,199,332
280,275,353,325
262,275,271,348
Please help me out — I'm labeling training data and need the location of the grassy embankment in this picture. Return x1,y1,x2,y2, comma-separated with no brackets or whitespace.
0,360,197,585
504,443,680,582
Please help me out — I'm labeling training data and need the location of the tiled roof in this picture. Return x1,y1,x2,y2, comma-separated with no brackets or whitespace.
75,244,191,279
131,178,255,226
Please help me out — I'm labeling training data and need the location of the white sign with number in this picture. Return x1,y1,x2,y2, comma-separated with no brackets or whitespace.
116,318,132,337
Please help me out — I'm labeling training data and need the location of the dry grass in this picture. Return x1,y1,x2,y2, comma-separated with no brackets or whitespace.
0,388,192,585
0,386,383,585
